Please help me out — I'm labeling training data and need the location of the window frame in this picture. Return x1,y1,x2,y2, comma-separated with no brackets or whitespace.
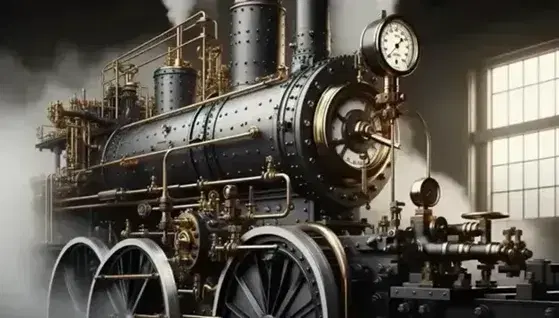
468,39,559,214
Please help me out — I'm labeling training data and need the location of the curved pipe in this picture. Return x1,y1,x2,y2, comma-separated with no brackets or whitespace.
296,223,350,318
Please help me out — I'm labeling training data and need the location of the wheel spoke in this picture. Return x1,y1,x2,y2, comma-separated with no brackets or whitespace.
270,258,291,314
274,268,304,317
128,259,152,312
234,274,265,317
87,238,180,318
63,264,83,313
48,237,108,318
225,302,251,318
291,299,315,318
214,227,339,318
253,254,269,312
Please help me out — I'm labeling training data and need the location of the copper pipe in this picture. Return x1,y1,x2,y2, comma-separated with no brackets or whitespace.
297,223,350,318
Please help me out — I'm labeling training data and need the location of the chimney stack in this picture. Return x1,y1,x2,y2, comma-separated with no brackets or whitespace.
291,0,330,73
229,0,283,89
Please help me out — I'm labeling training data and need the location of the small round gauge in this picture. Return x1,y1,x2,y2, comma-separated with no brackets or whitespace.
409,177,441,208
360,14,420,77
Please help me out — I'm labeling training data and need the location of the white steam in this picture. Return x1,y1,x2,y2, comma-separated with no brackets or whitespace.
366,119,471,224
330,0,398,55
161,0,199,25
0,46,122,317
0,42,165,316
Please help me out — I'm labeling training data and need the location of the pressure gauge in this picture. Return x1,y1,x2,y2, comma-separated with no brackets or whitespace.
360,14,420,77
409,177,441,208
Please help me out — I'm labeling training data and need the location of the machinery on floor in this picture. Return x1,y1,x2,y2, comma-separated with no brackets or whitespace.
32,0,558,317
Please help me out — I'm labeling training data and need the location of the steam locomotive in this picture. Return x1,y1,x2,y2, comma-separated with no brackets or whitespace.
32,1,559,317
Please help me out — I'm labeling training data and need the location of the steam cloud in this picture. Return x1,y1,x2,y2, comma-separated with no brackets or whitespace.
0,48,101,317
0,42,164,316
161,0,198,25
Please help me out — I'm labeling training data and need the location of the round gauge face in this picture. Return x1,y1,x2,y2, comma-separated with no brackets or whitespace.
379,19,419,74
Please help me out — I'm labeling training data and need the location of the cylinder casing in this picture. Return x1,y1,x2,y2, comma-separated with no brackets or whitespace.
153,66,197,114
291,0,330,73
229,0,281,88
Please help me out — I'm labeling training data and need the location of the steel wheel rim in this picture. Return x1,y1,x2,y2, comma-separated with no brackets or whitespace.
213,226,339,318
47,237,109,318
86,238,180,318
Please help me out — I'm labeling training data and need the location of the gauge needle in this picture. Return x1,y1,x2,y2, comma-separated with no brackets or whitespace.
387,38,404,58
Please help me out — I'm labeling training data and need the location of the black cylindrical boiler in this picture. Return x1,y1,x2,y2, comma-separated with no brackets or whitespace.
229,0,282,88
291,0,330,73
153,65,197,114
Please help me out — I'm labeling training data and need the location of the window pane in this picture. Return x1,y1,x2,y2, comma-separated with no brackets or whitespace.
492,192,508,213
524,161,538,189
539,129,555,158
509,61,523,89
539,52,555,82
492,92,508,128
493,165,508,192
524,189,538,218
508,135,523,163
509,191,523,219
539,158,555,187
523,85,538,122
524,57,538,86
556,80,559,115
539,81,555,119
492,138,508,165
492,65,508,93
539,187,555,218
524,132,538,161
556,51,559,78
509,163,523,190
509,88,523,124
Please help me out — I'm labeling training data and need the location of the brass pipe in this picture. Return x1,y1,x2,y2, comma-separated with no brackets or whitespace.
160,127,261,203
296,223,350,318
102,35,205,86
250,173,292,220
119,72,286,131
175,25,183,66
201,22,207,100
101,11,208,71
96,273,158,280
55,199,196,212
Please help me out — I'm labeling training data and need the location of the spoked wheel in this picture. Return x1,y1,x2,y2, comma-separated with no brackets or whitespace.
86,238,180,318
47,237,109,318
212,226,339,318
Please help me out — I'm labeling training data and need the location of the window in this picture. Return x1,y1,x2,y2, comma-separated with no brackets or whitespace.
471,41,559,219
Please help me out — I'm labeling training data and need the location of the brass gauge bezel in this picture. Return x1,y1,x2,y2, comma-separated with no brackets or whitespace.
359,14,420,77
313,82,394,190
